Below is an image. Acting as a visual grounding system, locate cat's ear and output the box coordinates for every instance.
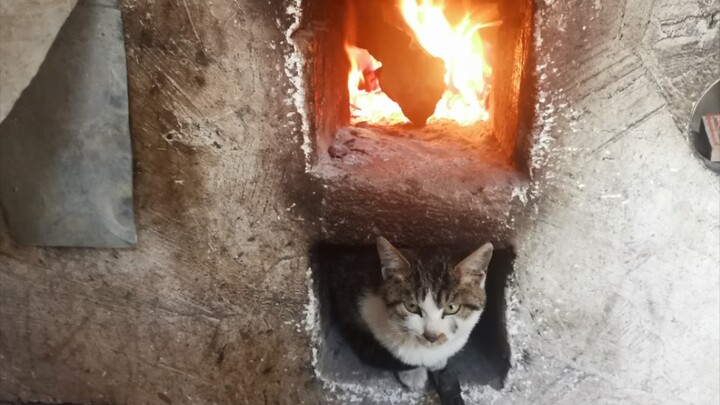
[454,242,493,288]
[377,237,410,280]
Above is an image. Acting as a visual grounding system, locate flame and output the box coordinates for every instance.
[346,44,409,125]
[346,0,493,126]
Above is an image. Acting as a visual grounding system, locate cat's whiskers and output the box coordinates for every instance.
[334,238,493,376]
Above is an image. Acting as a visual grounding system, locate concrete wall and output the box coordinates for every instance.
[0,0,717,405]
[504,1,720,404]
[0,0,78,122]
[1,0,322,403]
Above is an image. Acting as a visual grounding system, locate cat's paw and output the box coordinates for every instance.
[397,368,428,391]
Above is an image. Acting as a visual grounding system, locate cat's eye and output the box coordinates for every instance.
[444,303,461,315]
[404,301,420,314]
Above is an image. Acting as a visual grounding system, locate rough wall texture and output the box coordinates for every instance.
[502,0,720,404]
[0,0,718,405]
[0,0,78,122]
[1,0,322,403]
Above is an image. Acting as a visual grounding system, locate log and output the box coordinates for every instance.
[353,0,445,126]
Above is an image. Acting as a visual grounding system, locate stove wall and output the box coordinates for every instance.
[0,0,717,404]
[0,0,78,122]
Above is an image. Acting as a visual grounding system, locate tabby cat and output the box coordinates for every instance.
[328,237,493,390]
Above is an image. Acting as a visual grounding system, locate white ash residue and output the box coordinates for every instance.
[281,0,312,171]
[461,383,503,404]
[303,267,320,371]
[503,274,533,384]
[511,184,530,205]
[490,5,566,401]
[504,277,527,369]
[521,4,566,212]
[316,378,423,405]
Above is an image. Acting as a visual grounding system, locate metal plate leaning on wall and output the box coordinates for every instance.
[0,0,136,247]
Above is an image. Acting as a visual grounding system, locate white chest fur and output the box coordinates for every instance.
[359,292,481,369]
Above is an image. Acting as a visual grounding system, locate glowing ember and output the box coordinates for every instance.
[346,0,494,126]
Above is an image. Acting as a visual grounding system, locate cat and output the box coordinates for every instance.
[326,237,493,391]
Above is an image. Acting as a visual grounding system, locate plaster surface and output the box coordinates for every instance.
[0,0,718,404]
[0,0,78,122]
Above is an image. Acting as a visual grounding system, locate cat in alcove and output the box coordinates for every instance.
[328,237,493,390]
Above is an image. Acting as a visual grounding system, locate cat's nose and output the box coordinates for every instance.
[423,332,440,343]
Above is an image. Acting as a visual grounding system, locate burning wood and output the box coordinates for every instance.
[351,0,445,126]
[345,0,495,128]
[372,43,445,126]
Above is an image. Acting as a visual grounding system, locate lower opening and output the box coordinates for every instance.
[310,243,515,394]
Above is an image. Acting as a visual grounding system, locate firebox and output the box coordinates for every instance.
[299,0,535,246]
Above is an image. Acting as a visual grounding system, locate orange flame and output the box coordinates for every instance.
[346,44,409,125]
[347,0,494,126]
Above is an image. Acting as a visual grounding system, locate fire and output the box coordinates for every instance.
[346,44,409,125]
[347,0,494,126]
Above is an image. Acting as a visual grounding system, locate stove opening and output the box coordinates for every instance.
[298,0,534,246]
[310,243,515,397]
[304,0,533,172]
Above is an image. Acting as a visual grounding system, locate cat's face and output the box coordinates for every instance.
[376,237,493,347]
